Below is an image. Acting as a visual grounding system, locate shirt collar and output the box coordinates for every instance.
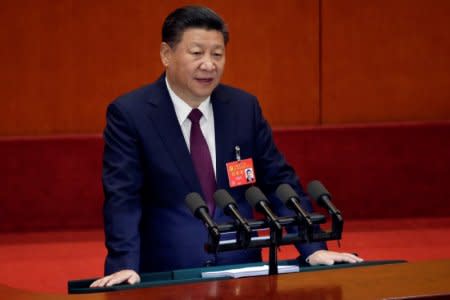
[165,76,212,126]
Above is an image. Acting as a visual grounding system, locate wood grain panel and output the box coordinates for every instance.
[219,0,319,127]
[321,0,450,124]
[0,0,319,135]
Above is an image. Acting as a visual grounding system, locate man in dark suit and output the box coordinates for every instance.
[91,5,362,288]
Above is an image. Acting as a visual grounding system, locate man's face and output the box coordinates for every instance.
[161,28,226,107]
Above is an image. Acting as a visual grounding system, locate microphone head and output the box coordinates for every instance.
[185,192,208,215]
[307,180,331,204]
[245,186,268,209]
[275,184,299,205]
[213,189,236,210]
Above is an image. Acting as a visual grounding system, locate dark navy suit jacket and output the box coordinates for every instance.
[102,76,325,275]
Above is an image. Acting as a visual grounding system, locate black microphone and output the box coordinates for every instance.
[245,186,282,231]
[214,189,252,247]
[214,189,252,233]
[185,192,220,240]
[275,184,313,227]
[307,180,341,217]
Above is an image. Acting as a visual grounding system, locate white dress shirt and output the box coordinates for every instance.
[165,77,217,177]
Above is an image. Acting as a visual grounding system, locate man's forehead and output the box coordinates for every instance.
[179,28,225,46]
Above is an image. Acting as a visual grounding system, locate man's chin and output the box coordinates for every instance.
[193,86,218,98]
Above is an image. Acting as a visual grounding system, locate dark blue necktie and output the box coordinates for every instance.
[188,108,216,215]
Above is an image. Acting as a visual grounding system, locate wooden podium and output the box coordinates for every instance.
[1,259,450,299]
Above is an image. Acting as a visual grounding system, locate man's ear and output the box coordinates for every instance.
[160,42,172,67]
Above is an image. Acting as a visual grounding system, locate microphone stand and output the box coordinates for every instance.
[268,220,282,275]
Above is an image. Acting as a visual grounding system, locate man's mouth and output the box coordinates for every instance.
[195,77,214,84]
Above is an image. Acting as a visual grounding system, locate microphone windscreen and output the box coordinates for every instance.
[214,189,236,209]
[185,192,207,214]
[307,180,331,201]
[275,184,298,204]
[245,186,268,208]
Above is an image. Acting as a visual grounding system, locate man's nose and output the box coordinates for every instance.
[199,57,216,71]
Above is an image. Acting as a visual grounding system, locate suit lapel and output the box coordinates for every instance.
[212,88,237,190]
[146,78,201,192]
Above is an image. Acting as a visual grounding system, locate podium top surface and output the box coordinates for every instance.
[2,259,450,300]
[68,259,405,294]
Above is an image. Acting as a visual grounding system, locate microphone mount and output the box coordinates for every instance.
[192,183,344,276]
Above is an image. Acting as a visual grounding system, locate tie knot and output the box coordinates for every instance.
[188,108,203,124]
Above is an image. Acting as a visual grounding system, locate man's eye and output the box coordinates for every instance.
[213,53,223,57]
[192,51,202,56]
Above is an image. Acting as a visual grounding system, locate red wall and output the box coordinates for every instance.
[0,0,449,136]
[321,0,450,124]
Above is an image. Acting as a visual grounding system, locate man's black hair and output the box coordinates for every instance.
[162,5,229,48]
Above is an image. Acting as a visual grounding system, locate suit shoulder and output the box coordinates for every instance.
[214,83,257,102]
[110,83,154,108]
[107,77,167,118]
